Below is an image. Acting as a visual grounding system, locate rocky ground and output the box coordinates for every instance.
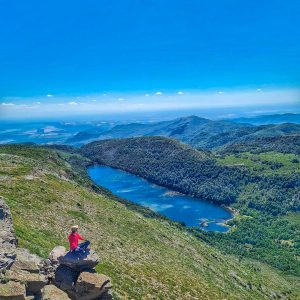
[0,197,112,300]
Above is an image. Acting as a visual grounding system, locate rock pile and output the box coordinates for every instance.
[0,197,112,299]
[49,246,112,300]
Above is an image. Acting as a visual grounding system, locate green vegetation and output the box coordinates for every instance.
[82,137,247,205]
[194,212,300,276]
[0,145,299,299]
[220,134,300,155]
[217,151,300,176]
[81,137,300,278]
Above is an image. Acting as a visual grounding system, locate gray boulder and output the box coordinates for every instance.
[6,269,47,294]
[58,249,99,272]
[68,272,112,300]
[49,246,66,264]
[43,284,70,300]
[10,248,43,274]
[0,280,26,300]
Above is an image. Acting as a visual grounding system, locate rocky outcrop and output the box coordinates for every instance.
[50,246,112,300]
[0,197,17,247]
[58,250,99,272]
[0,197,18,273]
[0,197,112,299]
[0,197,48,299]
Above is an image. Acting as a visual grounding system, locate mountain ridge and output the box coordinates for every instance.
[69,115,300,149]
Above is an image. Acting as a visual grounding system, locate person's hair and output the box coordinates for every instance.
[71,228,77,233]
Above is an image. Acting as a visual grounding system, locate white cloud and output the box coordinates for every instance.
[144,94,150,97]
[156,92,163,95]
[1,102,15,106]
[47,94,53,97]
[1,88,298,120]
[36,102,41,105]
[257,88,262,92]
[118,98,125,101]
[218,91,224,95]
[177,91,184,95]
[91,99,97,102]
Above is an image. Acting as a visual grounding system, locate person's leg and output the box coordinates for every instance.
[78,240,90,251]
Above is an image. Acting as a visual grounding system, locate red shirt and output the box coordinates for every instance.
[68,232,84,250]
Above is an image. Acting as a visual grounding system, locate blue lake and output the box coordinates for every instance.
[88,165,233,232]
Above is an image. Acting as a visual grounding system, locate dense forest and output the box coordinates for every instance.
[82,136,300,215]
[219,134,300,155]
[82,137,249,204]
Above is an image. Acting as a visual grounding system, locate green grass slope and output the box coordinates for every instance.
[0,145,299,299]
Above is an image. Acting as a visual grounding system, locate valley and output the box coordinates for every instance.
[81,136,300,277]
[1,145,298,298]
[1,113,299,298]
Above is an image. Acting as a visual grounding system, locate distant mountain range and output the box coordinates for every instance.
[231,113,300,125]
[68,114,300,150]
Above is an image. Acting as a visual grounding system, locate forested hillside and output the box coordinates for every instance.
[1,145,298,299]
[82,137,300,215]
[82,137,248,204]
[219,134,300,155]
[81,136,300,276]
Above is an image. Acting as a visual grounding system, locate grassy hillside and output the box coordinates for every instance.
[0,145,299,299]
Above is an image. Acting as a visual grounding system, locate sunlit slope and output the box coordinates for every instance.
[0,145,298,299]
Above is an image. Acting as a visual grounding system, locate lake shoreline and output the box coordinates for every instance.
[88,164,233,233]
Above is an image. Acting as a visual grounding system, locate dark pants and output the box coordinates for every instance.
[73,240,90,254]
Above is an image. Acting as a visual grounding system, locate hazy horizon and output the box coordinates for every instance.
[1,1,299,121]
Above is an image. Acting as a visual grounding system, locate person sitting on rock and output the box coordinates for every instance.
[68,225,90,254]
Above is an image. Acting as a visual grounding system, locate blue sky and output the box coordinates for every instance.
[0,0,299,119]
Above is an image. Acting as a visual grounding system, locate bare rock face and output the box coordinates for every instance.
[0,280,26,300]
[43,284,70,300]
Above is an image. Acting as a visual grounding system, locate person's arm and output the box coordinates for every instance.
[77,233,85,240]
